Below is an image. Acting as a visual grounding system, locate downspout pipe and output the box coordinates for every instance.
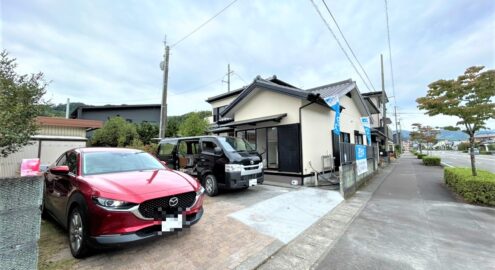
[298,93,320,186]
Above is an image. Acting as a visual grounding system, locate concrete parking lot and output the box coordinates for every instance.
[39,184,343,270]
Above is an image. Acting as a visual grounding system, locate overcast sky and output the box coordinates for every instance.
[1,0,494,130]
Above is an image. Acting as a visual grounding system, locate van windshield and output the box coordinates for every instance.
[218,137,255,152]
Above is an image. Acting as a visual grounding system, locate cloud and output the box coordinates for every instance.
[1,0,493,131]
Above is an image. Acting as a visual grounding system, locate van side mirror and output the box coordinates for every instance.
[214,147,223,156]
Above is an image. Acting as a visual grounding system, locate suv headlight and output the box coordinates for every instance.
[93,197,136,210]
[225,164,242,172]
[196,186,205,196]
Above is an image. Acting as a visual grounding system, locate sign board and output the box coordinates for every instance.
[20,158,40,176]
[324,95,340,136]
[360,117,372,145]
[355,145,368,175]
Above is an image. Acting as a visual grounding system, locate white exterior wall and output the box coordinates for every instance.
[0,141,39,178]
[234,89,301,125]
[339,95,367,145]
[300,104,333,175]
[367,96,383,128]
[39,126,87,137]
[209,95,239,108]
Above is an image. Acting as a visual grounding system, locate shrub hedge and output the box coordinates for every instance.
[417,153,426,159]
[444,168,495,206]
[422,156,441,166]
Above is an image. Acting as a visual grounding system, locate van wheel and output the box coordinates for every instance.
[204,174,219,197]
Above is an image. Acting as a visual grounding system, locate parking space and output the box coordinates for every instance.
[39,185,343,270]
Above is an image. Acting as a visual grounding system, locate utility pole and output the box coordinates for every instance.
[381,54,388,156]
[65,98,70,119]
[222,64,233,92]
[394,106,401,153]
[159,38,170,138]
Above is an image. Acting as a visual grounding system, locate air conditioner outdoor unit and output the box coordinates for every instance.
[321,155,334,171]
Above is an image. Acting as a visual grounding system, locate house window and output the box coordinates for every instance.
[340,132,351,143]
[354,131,363,145]
[212,105,227,122]
[236,129,256,149]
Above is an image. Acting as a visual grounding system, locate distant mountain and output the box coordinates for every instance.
[437,130,468,141]
[395,129,493,142]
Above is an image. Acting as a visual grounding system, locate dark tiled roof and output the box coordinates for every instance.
[306,79,355,98]
[362,91,389,102]
[220,77,325,117]
[206,75,298,103]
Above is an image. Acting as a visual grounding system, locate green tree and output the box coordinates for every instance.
[0,50,47,157]
[178,112,209,136]
[165,116,181,137]
[92,117,140,147]
[416,66,495,176]
[136,122,159,145]
[443,125,460,131]
[410,123,438,154]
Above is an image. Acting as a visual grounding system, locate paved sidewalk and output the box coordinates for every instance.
[256,161,396,269]
[315,153,495,270]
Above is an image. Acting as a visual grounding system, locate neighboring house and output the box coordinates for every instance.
[474,131,495,143]
[206,75,373,185]
[361,91,394,153]
[71,104,161,124]
[0,117,102,177]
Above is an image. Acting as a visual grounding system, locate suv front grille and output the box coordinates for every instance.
[138,191,196,219]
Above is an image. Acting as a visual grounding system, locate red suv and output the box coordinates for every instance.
[43,148,205,258]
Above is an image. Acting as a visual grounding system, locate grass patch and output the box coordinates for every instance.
[422,156,441,166]
[445,168,495,206]
[38,218,77,270]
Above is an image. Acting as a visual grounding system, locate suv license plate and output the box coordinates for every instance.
[162,214,183,232]
[249,179,257,187]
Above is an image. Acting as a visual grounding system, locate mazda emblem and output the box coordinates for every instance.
[169,197,179,207]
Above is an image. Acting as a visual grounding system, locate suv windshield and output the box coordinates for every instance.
[82,151,164,175]
[218,137,255,152]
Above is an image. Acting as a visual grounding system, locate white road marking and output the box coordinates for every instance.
[441,162,454,168]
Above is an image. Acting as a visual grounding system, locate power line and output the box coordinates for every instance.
[384,0,397,107]
[171,74,226,95]
[171,0,240,48]
[232,71,247,83]
[321,0,376,91]
[308,0,372,92]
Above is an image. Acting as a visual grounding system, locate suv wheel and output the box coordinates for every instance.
[69,207,91,258]
[204,174,219,197]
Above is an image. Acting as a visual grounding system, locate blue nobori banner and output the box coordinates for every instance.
[360,117,371,145]
[355,144,368,175]
[324,95,340,136]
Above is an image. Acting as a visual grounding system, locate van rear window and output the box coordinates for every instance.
[159,141,176,155]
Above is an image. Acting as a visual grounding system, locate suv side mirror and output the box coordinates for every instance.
[50,165,69,175]
[160,161,167,166]
[214,147,223,156]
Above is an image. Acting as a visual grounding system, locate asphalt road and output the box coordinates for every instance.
[315,154,495,270]
[429,150,495,173]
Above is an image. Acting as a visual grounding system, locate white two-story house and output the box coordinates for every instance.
[206,76,374,186]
